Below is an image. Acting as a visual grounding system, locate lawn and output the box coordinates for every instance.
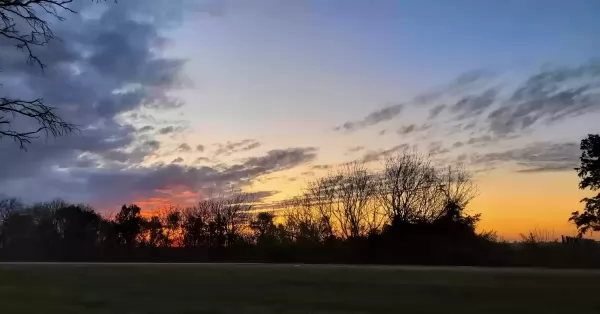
[1,263,599,314]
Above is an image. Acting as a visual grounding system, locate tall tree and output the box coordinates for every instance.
[114,204,144,248]
[570,134,600,236]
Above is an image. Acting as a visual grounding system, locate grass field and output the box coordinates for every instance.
[1,263,600,314]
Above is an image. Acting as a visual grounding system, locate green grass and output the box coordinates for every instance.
[1,264,600,314]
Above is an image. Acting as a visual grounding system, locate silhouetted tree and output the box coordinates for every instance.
[250,212,277,244]
[114,204,144,248]
[181,205,211,248]
[570,134,600,236]
[284,196,335,244]
[377,150,439,224]
[0,198,23,226]
[54,204,102,254]
[0,0,89,148]
[140,216,164,248]
[160,207,182,247]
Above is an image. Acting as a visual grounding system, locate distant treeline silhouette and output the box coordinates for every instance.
[3,145,600,268]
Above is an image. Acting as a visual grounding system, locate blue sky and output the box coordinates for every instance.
[168,0,600,140]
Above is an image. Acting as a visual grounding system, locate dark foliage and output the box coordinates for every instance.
[570,134,600,235]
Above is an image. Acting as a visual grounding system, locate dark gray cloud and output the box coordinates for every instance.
[335,104,403,132]
[471,142,579,173]
[214,139,261,156]
[428,104,446,119]
[428,142,450,156]
[467,135,493,146]
[177,143,192,152]
[172,157,184,164]
[196,144,205,152]
[362,143,410,162]
[346,146,364,153]
[450,88,498,120]
[0,0,229,206]
[398,124,417,134]
[158,126,180,135]
[397,124,431,135]
[7,145,318,209]
[240,147,317,172]
[139,126,155,133]
[486,62,600,136]
[414,70,495,105]
[452,141,464,149]
[194,157,211,164]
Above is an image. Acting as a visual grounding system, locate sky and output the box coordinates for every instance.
[1,0,599,240]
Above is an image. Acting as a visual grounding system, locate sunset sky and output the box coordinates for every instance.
[1,0,599,240]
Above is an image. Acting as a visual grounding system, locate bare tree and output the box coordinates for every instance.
[435,165,479,221]
[377,150,439,223]
[294,162,382,239]
[0,197,23,227]
[158,205,183,247]
[283,196,333,243]
[329,162,382,238]
[0,0,84,149]
[376,150,478,224]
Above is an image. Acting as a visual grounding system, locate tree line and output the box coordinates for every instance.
[3,143,600,268]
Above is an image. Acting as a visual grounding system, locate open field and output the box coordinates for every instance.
[1,263,600,314]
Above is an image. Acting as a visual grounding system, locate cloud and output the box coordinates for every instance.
[449,88,498,120]
[467,135,494,146]
[428,142,450,156]
[485,61,600,136]
[240,147,318,173]
[158,126,185,135]
[177,143,192,152]
[2,145,318,209]
[414,69,495,104]
[471,142,579,173]
[194,157,211,164]
[311,164,332,170]
[196,144,205,152]
[347,146,364,153]
[397,124,431,135]
[172,157,184,164]
[214,139,261,156]
[428,104,446,119]
[335,104,403,132]
[452,141,464,149]
[362,143,409,162]
[0,0,224,206]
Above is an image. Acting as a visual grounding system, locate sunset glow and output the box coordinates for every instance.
[1,0,599,241]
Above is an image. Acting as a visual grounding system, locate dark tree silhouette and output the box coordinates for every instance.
[250,212,277,244]
[0,0,89,149]
[570,134,600,236]
[114,204,144,248]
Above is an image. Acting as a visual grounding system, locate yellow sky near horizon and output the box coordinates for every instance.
[246,165,590,241]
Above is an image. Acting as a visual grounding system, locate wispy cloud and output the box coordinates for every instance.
[471,142,579,173]
[397,124,431,135]
[335,104,403,132]
[362,144,410,162]
[214,139,261,156]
